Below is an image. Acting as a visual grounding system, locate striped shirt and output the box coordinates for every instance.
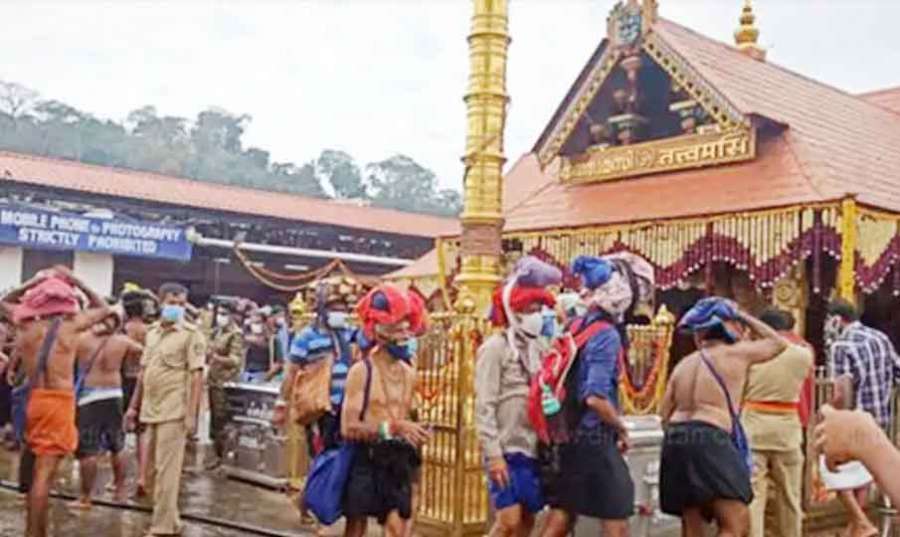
[830,322,900,431]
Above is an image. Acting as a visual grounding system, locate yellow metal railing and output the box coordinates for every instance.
[415,311,490,537]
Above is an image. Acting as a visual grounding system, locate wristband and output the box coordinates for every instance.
[379,421,393,441]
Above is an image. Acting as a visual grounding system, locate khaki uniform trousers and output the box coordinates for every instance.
[749,447,804,537]
[145,420,187,535]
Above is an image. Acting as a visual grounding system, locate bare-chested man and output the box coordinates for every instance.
[1,266,117,537]
[70,313,143,508]
[659,298,787,537]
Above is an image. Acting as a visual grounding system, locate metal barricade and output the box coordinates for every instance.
[415,310,490,537]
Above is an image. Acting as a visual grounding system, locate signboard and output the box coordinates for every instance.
[559,128,756,185]
[0,205,193,262]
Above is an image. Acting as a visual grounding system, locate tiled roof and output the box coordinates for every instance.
[860,86,900,115]
[505,133,824,232]
[503,18,900,233]
[384,247,439,279]
[0,151,458,238]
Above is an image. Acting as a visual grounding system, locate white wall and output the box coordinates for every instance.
[73,252,114,297]
[0,247,23,291]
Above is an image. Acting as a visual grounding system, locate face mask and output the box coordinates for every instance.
[541,311,557,339]
[250,323,264,334]
[160,305,185,324]
[216,314,230,328]
[386,340,414,362]
[573,304,588,317]
[326,311,349,329]
[517,312,544,338]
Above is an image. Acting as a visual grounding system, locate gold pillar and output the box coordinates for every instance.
[456,0,510,312]
[838,196,858,304]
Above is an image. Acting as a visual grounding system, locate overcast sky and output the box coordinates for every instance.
[3,1,899,191]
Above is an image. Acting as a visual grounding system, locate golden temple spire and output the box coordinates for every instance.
[734,0,766,61]
[456,0,510,312]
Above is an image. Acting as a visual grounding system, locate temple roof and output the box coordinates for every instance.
[0,151,459,239]
[504,18,900,234]
[383,247,439,280]
[860,86,900,115]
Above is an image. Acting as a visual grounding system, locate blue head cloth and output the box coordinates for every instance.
[571,256,614,290]
[371,291,390,312]
[678,297,740,333]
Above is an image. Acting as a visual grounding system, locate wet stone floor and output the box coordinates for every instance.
[2,440,899,536]
[0,441,313,537]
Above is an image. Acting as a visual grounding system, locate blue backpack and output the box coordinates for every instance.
[302,359,373,525]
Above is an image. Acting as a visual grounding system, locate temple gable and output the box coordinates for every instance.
[534,0,756,185]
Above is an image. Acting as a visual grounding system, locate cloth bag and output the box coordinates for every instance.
[303,359,373,525]
[291,355,335,426]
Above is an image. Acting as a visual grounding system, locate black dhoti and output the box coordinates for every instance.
[660,420,753,517]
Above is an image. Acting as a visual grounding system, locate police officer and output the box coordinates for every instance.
[205,301,244,470]
[125,282,206,537]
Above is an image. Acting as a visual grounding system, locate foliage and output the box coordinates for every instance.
[0,80,461,217]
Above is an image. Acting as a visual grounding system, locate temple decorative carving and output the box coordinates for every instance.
[536,0,758,183]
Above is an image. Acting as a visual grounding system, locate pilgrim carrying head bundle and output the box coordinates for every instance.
[570,253,655,322]
[489,256,562,331]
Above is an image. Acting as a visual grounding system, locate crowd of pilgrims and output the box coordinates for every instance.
[0,258,899,537]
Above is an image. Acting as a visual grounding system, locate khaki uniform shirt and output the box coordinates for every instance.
[140,322,207,424]
[741,343,814,452]
[207,325,244,387]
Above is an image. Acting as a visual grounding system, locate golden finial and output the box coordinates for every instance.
[734,0,766,61]
[642,0,659,25]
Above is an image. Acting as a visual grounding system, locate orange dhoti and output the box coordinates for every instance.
[26,388,78,456]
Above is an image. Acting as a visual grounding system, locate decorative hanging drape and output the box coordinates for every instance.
[503,206,839,292]
[435,201,900,298]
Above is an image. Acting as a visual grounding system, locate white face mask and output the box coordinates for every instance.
[216,314,230,328]
[517,312,544,338]
[327,311,349,329]
[250,323,264,334]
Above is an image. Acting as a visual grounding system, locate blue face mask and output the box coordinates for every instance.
[160,305,185,324]
[386,340,415,362]
[541,314,557,339]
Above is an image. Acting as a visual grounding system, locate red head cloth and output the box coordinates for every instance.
[14,277,80,324]
[356,284,428,340]
[490,286,556,328]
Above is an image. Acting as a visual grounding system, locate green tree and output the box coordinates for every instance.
[0,79,460,216]
[272,161,326,198]
[316,149,367,199]
[364,154,460,216]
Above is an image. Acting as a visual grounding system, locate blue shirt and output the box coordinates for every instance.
[289,325,358,406]
[573,313,622,432]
